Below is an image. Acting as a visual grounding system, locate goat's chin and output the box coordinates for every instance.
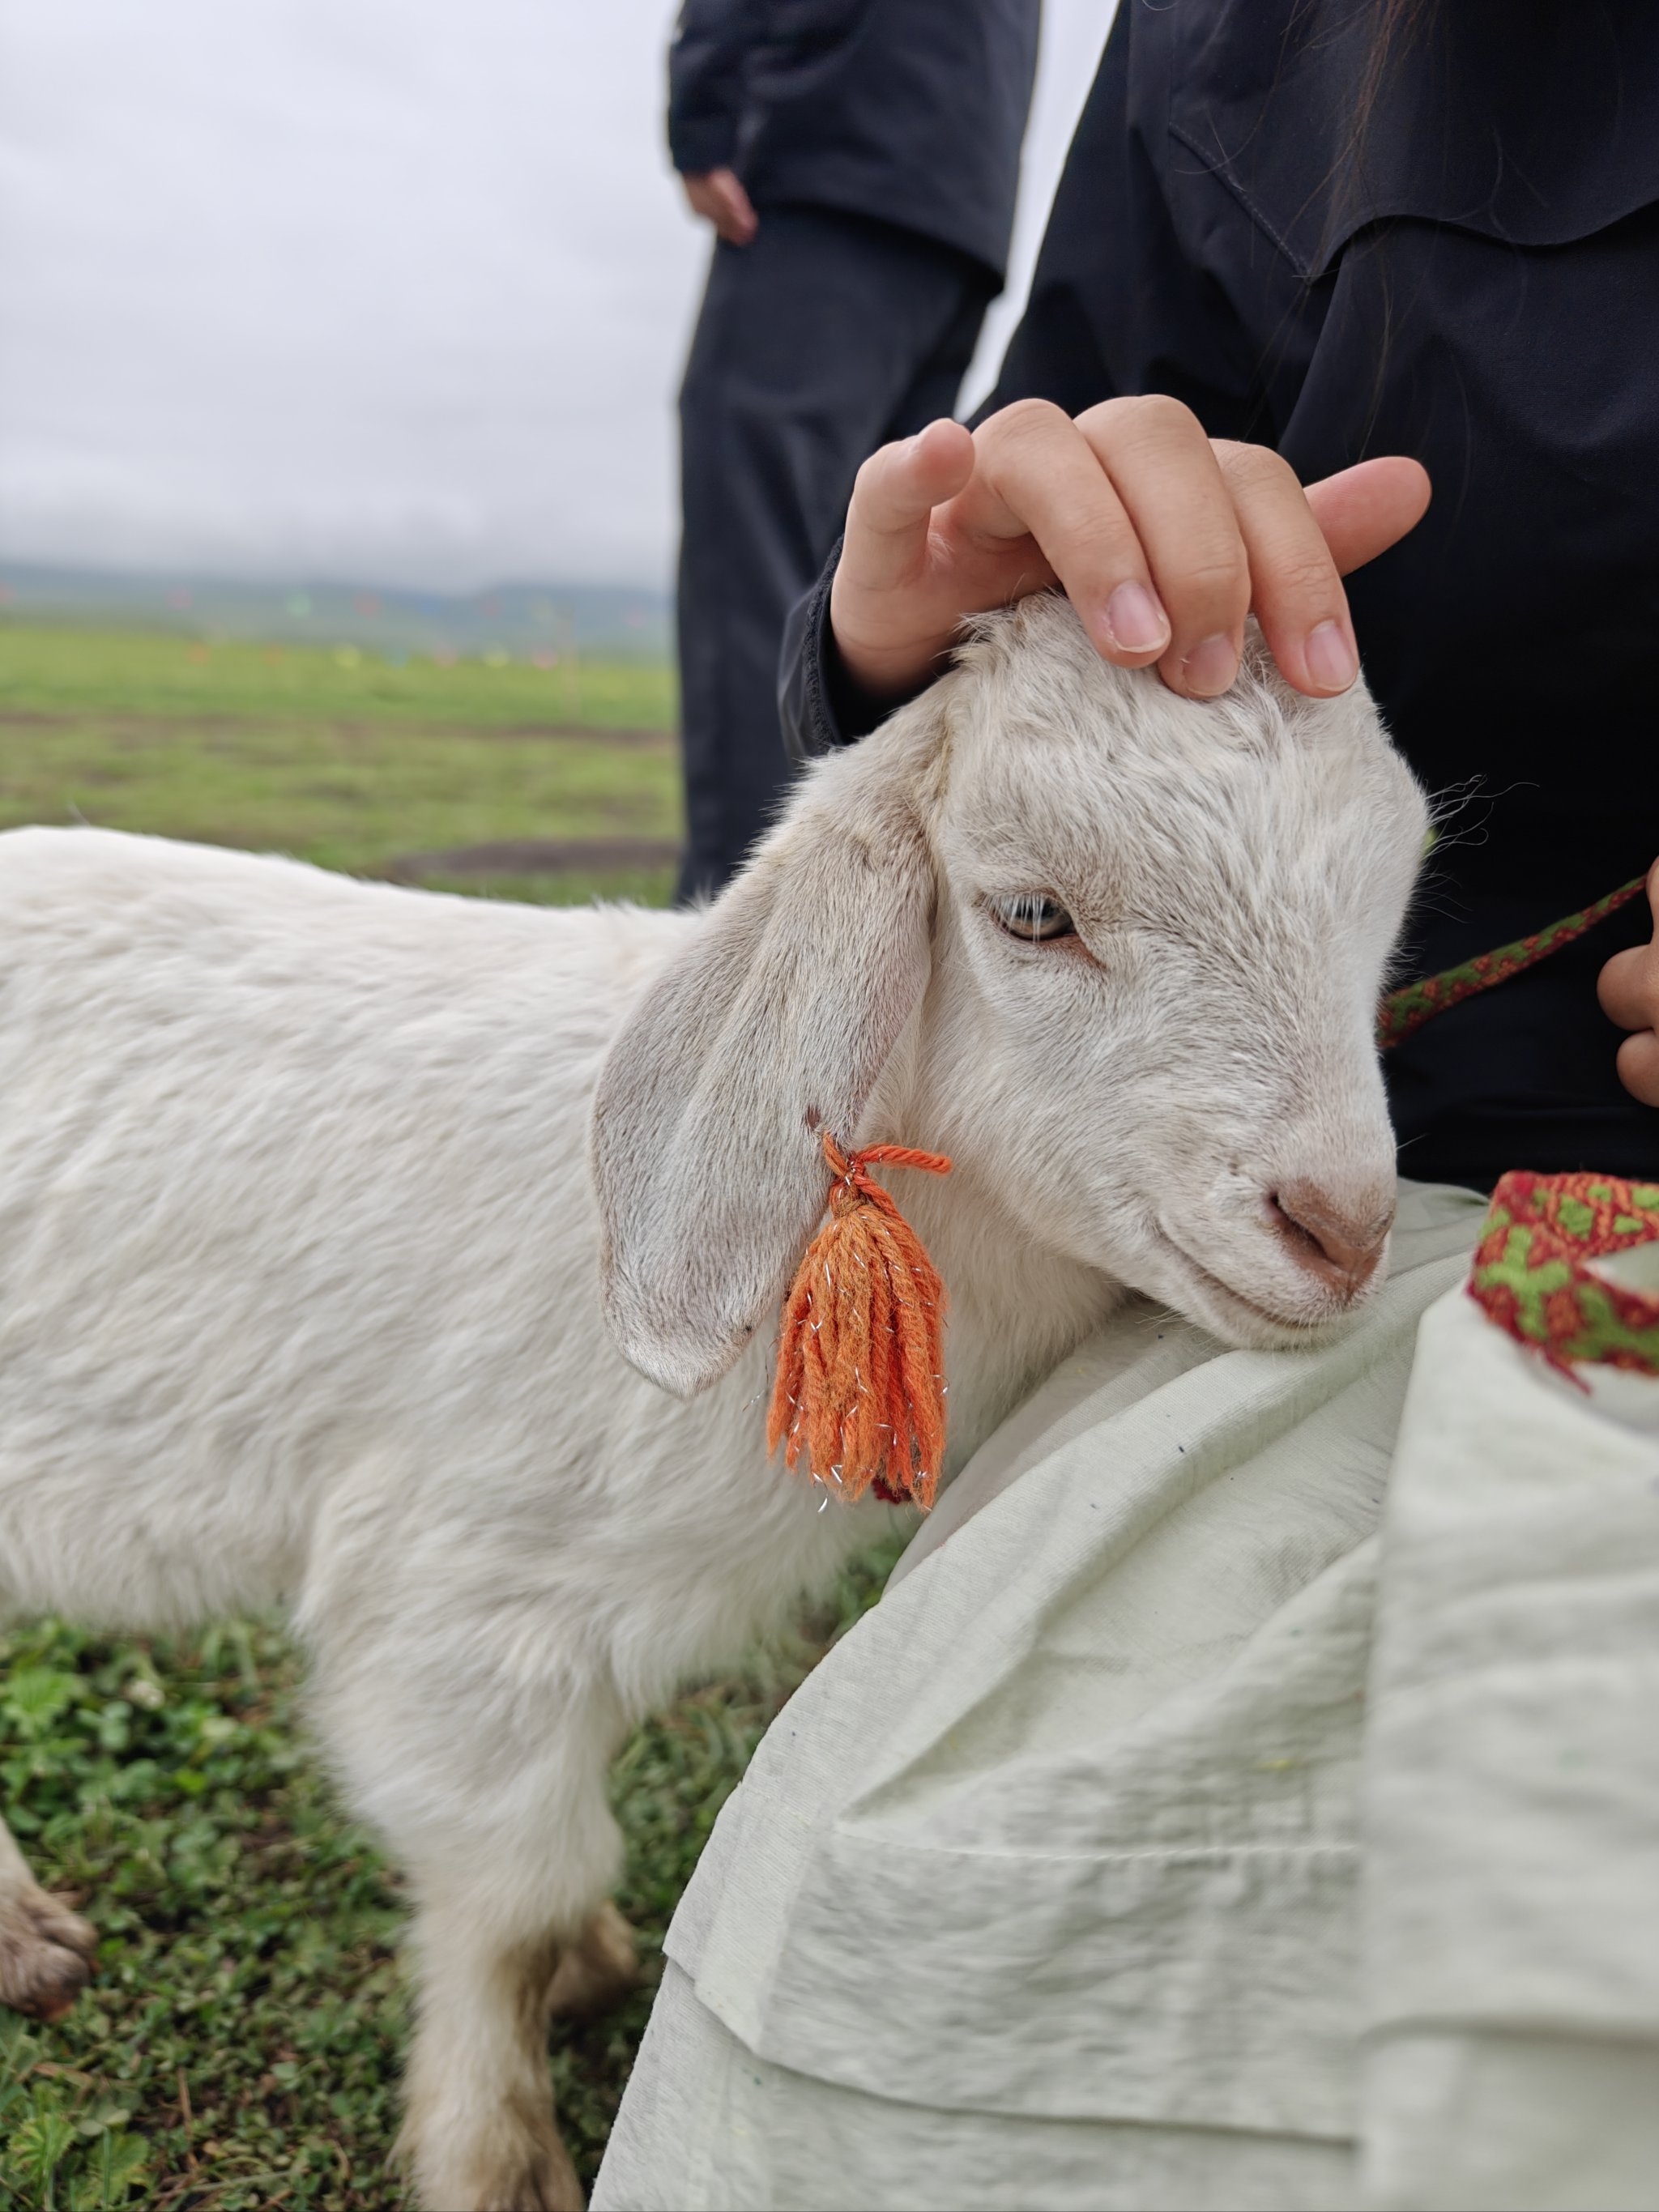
[1143,1225,1376,1353]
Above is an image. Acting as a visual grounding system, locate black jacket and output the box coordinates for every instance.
[784,0,1659,1191]
[667,0,1039,283]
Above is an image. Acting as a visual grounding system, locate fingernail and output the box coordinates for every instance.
[1102,581,1169,655]
[1181,633,1238,698]
[1304,620,1358,693]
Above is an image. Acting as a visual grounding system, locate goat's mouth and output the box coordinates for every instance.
[1149,1222,1348,1345]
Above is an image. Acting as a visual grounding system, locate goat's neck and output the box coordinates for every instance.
[862,1071,1122,1476]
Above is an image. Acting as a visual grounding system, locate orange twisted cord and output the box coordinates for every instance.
[768,1132,952,1509]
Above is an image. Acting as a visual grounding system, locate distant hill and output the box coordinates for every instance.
[0,563,672,661]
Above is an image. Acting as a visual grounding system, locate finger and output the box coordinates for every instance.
[1215,442,1358,696]
[958,400,1172,667]
[1597,860,1659,1029]
[727,177,759,235]
[831,421,979,693]
[841,419,975,593]
[1075,396,1250,698]
[1304,457,1432,576]
[710,175,756,243]
[1617,1029,1659,1107]
[1598,942,1657,1030]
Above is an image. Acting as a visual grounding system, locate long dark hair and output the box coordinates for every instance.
[1331,0,1437,445]
[1351,0,1436,151]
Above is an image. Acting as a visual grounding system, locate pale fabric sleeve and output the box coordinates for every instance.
[1358,1283,1659,2212]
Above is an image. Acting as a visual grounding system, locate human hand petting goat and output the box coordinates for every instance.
[829,396,1431,706]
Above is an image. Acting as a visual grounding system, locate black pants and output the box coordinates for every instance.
[676,207,992,901]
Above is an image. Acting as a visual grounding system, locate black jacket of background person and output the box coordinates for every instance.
[783,0,1659,1194]
[667,0,1040,286]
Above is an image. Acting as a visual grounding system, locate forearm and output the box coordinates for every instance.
[667,0,767,176]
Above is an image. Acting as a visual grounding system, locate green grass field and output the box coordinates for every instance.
[0,624,681,902]
[0,622,894,2209]
[0,624,676,731]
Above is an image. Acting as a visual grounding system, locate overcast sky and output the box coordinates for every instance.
[0,1,1115,594]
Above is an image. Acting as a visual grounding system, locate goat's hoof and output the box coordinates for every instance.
[547,1900,638,2024]
[402,2093,586,2212]
[0,1888,97,2023]
[517,2146,584,2212]
[416,2138,585,2212]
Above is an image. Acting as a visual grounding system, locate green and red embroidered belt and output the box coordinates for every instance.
[1469,1170,1659,1381]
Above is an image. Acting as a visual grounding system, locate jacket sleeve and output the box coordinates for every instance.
[667,0,770,177]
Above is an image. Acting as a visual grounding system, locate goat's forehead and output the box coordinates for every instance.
[939,678,1422,918]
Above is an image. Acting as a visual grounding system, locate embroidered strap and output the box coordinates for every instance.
[1469,1170,1659,1380]
[1376,876,1647,1051]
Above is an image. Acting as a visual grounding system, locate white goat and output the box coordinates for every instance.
[0,596,1426,2210]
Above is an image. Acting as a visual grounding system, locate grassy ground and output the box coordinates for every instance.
[0,1550,901,2212]
[0,624,681,901]
[0,622,893,2207]
[0,625,675,731]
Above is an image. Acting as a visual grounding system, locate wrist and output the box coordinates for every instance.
[829,592,950,706]
[830,647,945,736]
[830,629,950,708]
[669,119,737,176]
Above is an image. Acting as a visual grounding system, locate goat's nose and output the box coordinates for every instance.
[1268,1181,1395,1298]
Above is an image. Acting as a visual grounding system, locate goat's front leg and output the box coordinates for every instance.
[320,1668,632,2212]
[0,1815,96,2023]
[302,1511,639,2210]
[400,1896,581,2212]
[396,1855,634,2212]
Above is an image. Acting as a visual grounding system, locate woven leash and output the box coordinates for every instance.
[1376,875,1648,1051]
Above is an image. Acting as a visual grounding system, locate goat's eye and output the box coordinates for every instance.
[986,892,1076,943]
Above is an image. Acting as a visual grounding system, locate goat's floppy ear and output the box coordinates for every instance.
[591,702,941,1398]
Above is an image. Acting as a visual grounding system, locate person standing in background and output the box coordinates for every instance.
[667,0,1040,902]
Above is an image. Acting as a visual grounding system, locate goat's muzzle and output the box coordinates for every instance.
[1267,1182,1395,1302]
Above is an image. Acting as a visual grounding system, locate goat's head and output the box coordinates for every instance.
[593,593,1427,1397]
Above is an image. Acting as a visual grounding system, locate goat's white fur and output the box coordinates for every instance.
[0,598,1427,2209]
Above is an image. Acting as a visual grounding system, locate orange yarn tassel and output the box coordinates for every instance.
[768,1132,953,1510]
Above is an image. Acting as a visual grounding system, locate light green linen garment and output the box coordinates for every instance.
[595,1181,1659,2212]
